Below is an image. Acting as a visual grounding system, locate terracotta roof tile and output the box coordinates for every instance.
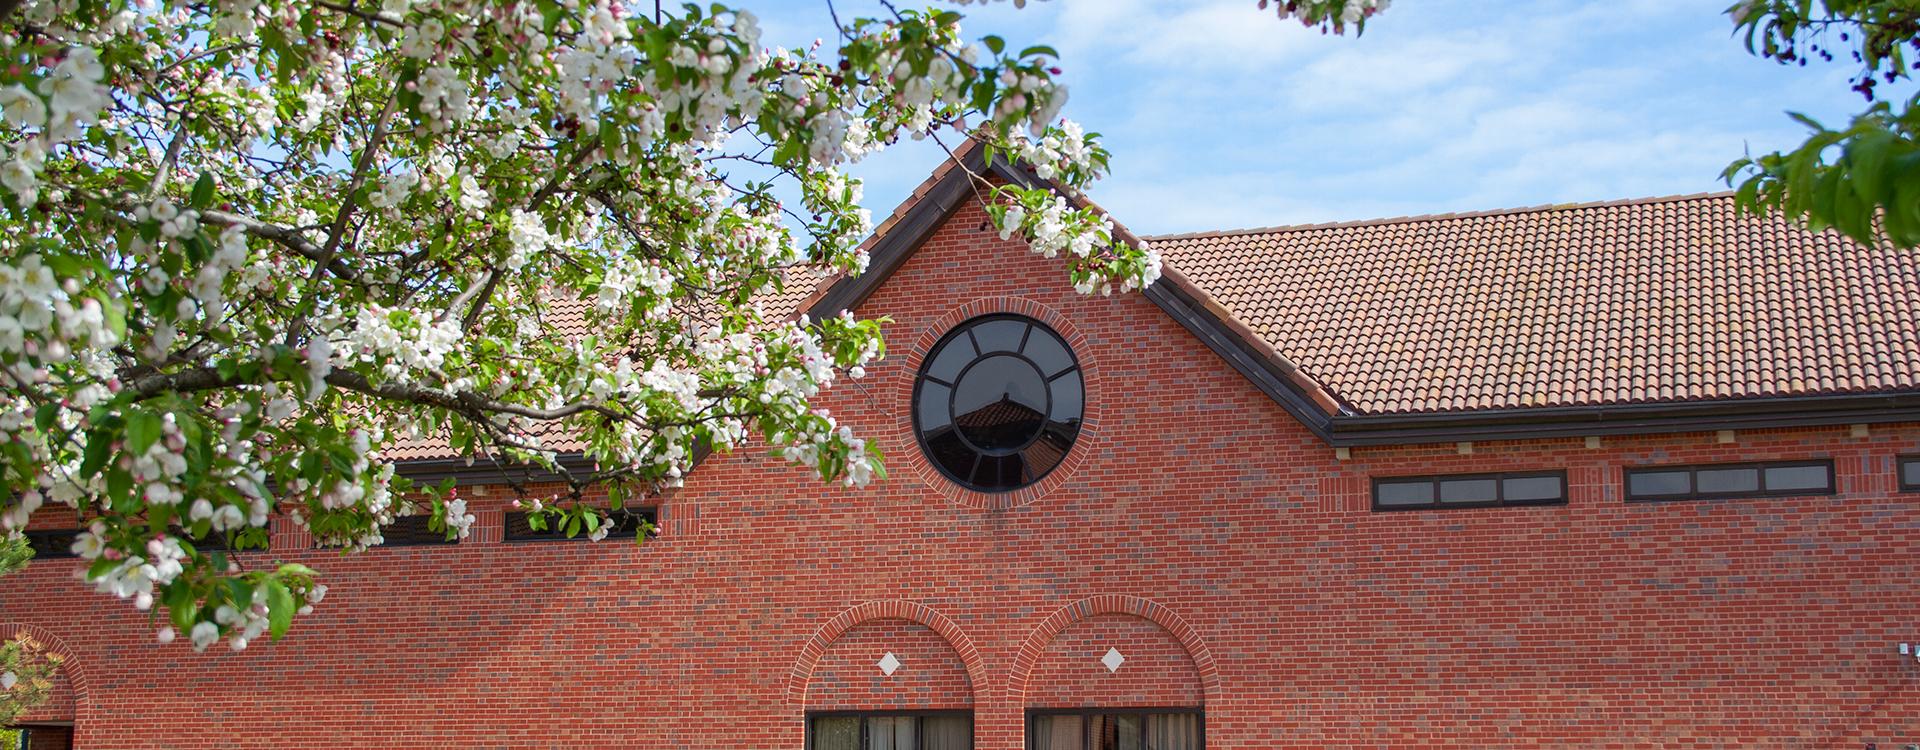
[1149,193,1920,415]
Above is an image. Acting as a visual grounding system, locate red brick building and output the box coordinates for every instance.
[7,151,1920,749]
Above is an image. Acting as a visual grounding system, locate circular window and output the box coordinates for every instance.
[912,315,1083,492]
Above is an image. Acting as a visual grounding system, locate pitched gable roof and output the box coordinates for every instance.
[394,153,1920,472]
[1150,193,1920,416]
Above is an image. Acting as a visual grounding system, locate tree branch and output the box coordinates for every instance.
[127,366,247,401]
[199,209,359,281]
[322,370,629,422]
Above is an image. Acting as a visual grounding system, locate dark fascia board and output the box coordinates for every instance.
[391,443,716,487]
[803,146,990,322]
[986,155,1339,441]
[1143,275,1335,441]
[1328,390,1920,446]
[390,453,598,486]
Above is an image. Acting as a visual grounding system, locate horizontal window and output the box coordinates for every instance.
[21,529,80,560]
[809,711,972,750]
[503,507,655,543]
[1902,456,1920,493]
[171,526,269,554]
[376,515,458,546]
[1028,709,1202,750]
[1624,460,1834,502]
[1371,471,1567,511]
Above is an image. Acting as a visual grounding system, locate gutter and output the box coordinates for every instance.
[1326,391,1920,446]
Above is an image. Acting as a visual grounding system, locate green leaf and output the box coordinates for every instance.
[165,584,198,632]
[1018,45,1059,59]
[1845,128,1896,203]
[33,403,57,433]
[125,410,161,455]
[772,137,802,166]
[982,35,1005,55]
[190,172,215,209]
[265,579,295,641]
[106,469,134,513]
[79,427,112,478]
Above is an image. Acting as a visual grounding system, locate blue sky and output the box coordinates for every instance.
[749,0,1884,236]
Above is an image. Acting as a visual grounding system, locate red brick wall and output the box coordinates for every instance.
[1025,614,1202,709]
[4,198,1920,748]
[12,669,73,725]
[807,619,973,711]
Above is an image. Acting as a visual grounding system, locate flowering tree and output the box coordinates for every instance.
[1725,1,1920,246]
[0,0,1372,653]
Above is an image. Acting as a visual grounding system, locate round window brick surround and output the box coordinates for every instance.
[899,298,1100,510]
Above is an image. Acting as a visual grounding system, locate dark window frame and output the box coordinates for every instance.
[501,507,657,543]
[21,529,81,560]
[804,709,974,750]
[1370,471,1568,512]
[372,515,459,547]
[1900,455,1920,493]
[1024,707,1205,750]
[911,313,1083,495]
[1623,459,1836,502]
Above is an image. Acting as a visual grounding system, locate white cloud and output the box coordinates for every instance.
[691,0,1905,236]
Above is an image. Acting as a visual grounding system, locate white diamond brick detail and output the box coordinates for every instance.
[1101,647,1125,673]
[877,652,901,676]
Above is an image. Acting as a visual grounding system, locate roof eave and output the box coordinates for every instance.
[1326,390,1920,447]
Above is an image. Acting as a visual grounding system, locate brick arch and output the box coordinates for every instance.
[787,600,990,708]
[0,622,90,726]
[893,296,1104,511]
[1007,595,1221,706]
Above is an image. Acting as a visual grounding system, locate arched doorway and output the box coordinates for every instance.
[2,625,82,750]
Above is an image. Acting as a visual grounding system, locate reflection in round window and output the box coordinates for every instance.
[913,315,1083,492]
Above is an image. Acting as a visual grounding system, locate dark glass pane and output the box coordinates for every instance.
[1146,714,1201,750]
[952,355,1047,451]
[970,318,1028,353]
[1502,475,1563,502]
[503,509,653,542]
[1023,328,1075,377]
[1695,468,1759,494]
[925,333,976,382]
[175,526,233,552]
[1047,370,1082,424]
[22,530,79,559]
[924,430,975,484]
[867,716,915,750]
[379,515,456,546]
[972,454,1023,489]
[918,382,953,431]
[1628,471,1689,498]
[1021,431,1071,481]
[1438,478,1498,503]
[923,716,971,750]
[811,716,859,750]
[1088,714,1117,750]
[1376,481,1434,506]
[1904,459,1920,488]
[1114,714,1144,750]
[1764,464,1830,492]
[1031,715,1082,750]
